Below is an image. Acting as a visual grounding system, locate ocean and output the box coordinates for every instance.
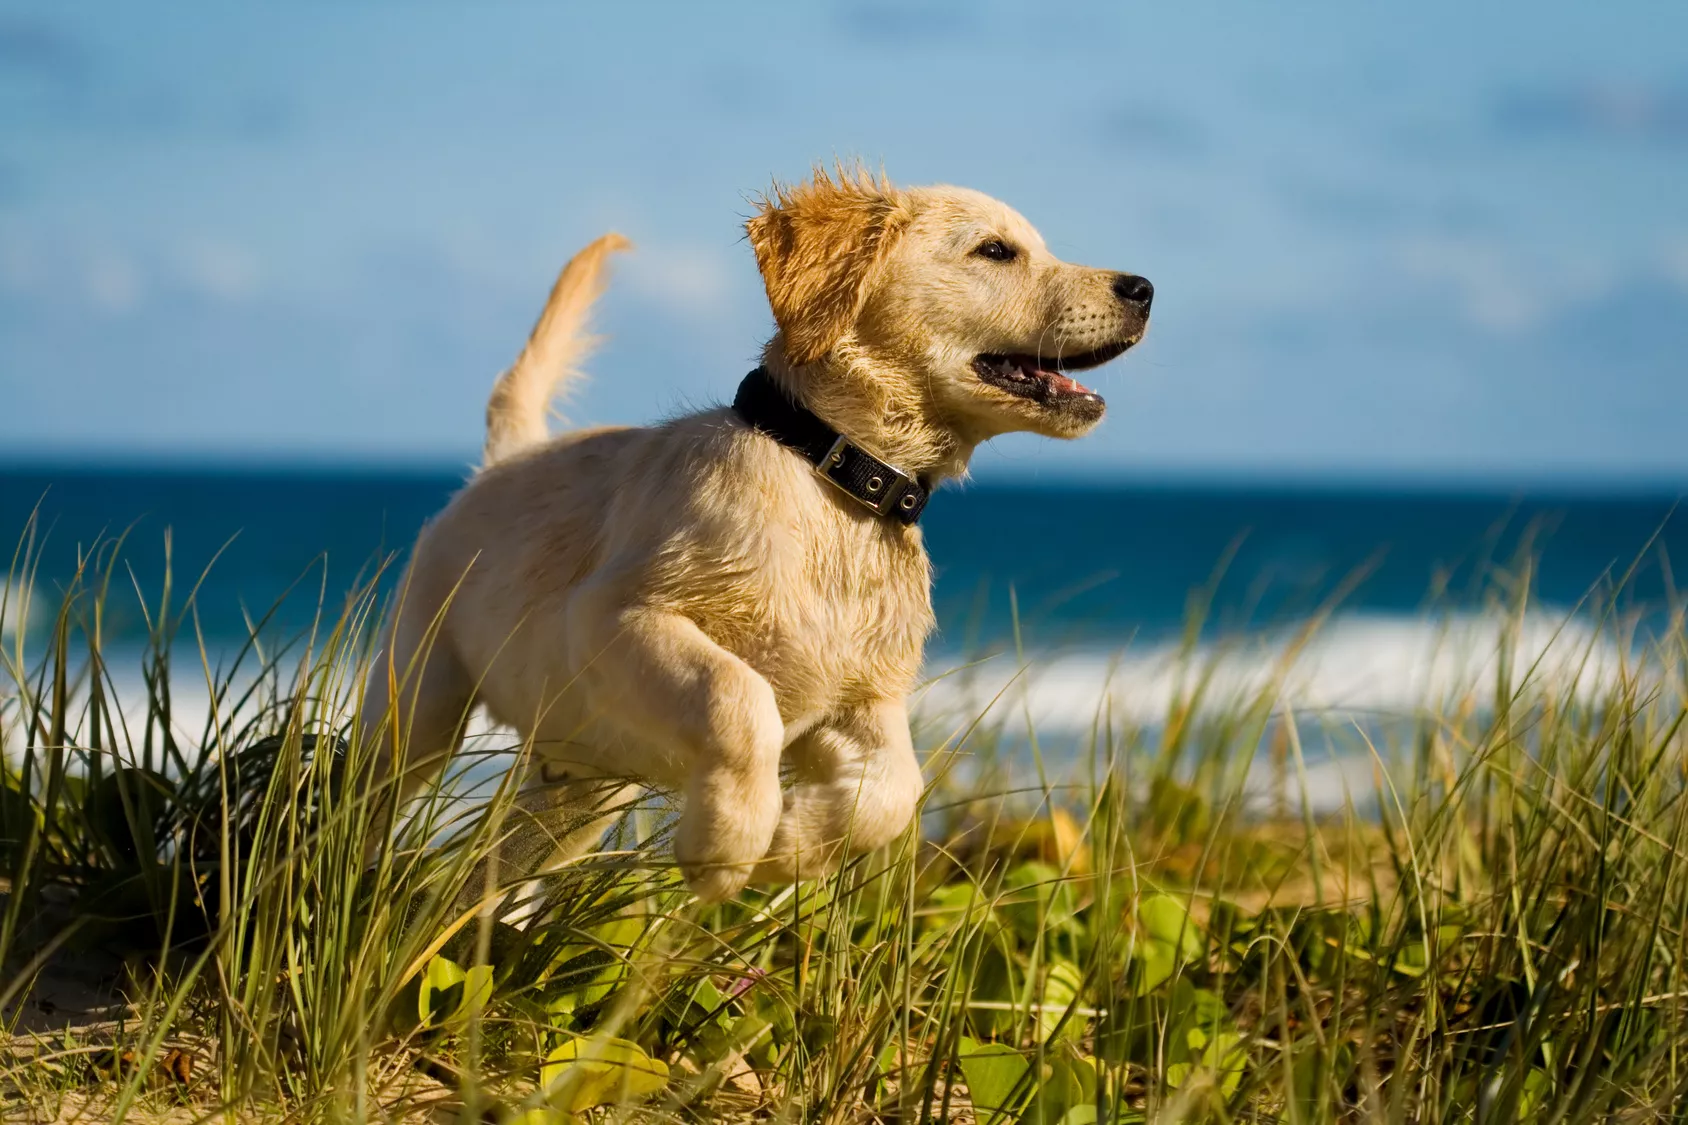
[4,465,1683,644]
[3,465,1684,804]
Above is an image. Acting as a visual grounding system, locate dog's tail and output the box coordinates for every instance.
[482,232,631,467]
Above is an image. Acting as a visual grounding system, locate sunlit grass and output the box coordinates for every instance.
[3,523,1687,1123]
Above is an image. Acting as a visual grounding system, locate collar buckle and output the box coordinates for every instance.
[815,434,921,519]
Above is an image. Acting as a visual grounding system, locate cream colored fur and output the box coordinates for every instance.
[360,166,1149,901]
[482,232,631,466]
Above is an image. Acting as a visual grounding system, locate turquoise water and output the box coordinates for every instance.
[2,465,1682,651]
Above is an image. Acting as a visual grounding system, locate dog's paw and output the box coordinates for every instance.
[678,856,756,903]
[675,764,782,902]
[674,818,769,902]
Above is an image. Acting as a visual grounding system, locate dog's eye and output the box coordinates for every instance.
[973,239,1017,263]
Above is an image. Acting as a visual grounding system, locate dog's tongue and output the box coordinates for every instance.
[1037,367,1092,395]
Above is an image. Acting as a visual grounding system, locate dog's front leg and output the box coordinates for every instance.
[568,595,785,901]
[752,698,924,885]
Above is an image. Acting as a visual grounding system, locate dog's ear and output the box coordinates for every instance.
[747,164,908,367]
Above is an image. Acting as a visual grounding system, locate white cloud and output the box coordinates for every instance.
[1660,235,1688,291]
[0,231,40,294]
[1393,235,1619,333]
[85,251,141,312]
[176,239,259,301]
[0,229,263,309]
[620,242,737,320]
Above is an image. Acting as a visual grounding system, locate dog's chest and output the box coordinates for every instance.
[756,524,934,710]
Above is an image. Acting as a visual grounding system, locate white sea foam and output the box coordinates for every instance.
[2,610,1638,816]
[0,642,510,778]
[1,580,36,645]
[916,609,1626,735]
[912,609,1640,812]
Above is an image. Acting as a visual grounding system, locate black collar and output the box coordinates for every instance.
[731,366,931,525]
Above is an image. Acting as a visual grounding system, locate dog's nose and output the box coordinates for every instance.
[1112,273,1154,309]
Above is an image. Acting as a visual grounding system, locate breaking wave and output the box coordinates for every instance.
[917,609,1629,733]
[2,609,1643,814]
[0,580,36,645]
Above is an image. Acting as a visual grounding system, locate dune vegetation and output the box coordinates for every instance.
[3,526,1687,1124]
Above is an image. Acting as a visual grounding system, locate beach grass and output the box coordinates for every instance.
[3,526,1687,1123]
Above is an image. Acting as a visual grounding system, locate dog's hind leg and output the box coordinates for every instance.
[566,590,785,902]
[751,699,924,885]
[458,765,644,925]
[357,603,476,856]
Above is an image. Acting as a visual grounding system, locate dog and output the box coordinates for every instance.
[358,165,1151,901]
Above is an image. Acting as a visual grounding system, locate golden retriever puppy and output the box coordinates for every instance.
[360,166,1151,901]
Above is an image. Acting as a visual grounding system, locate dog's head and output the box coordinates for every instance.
[747,166,1150,447]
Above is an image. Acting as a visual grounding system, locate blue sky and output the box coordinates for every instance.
[1,1,1684,481]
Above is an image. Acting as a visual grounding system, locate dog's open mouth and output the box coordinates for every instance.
[971,340,1133,408]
